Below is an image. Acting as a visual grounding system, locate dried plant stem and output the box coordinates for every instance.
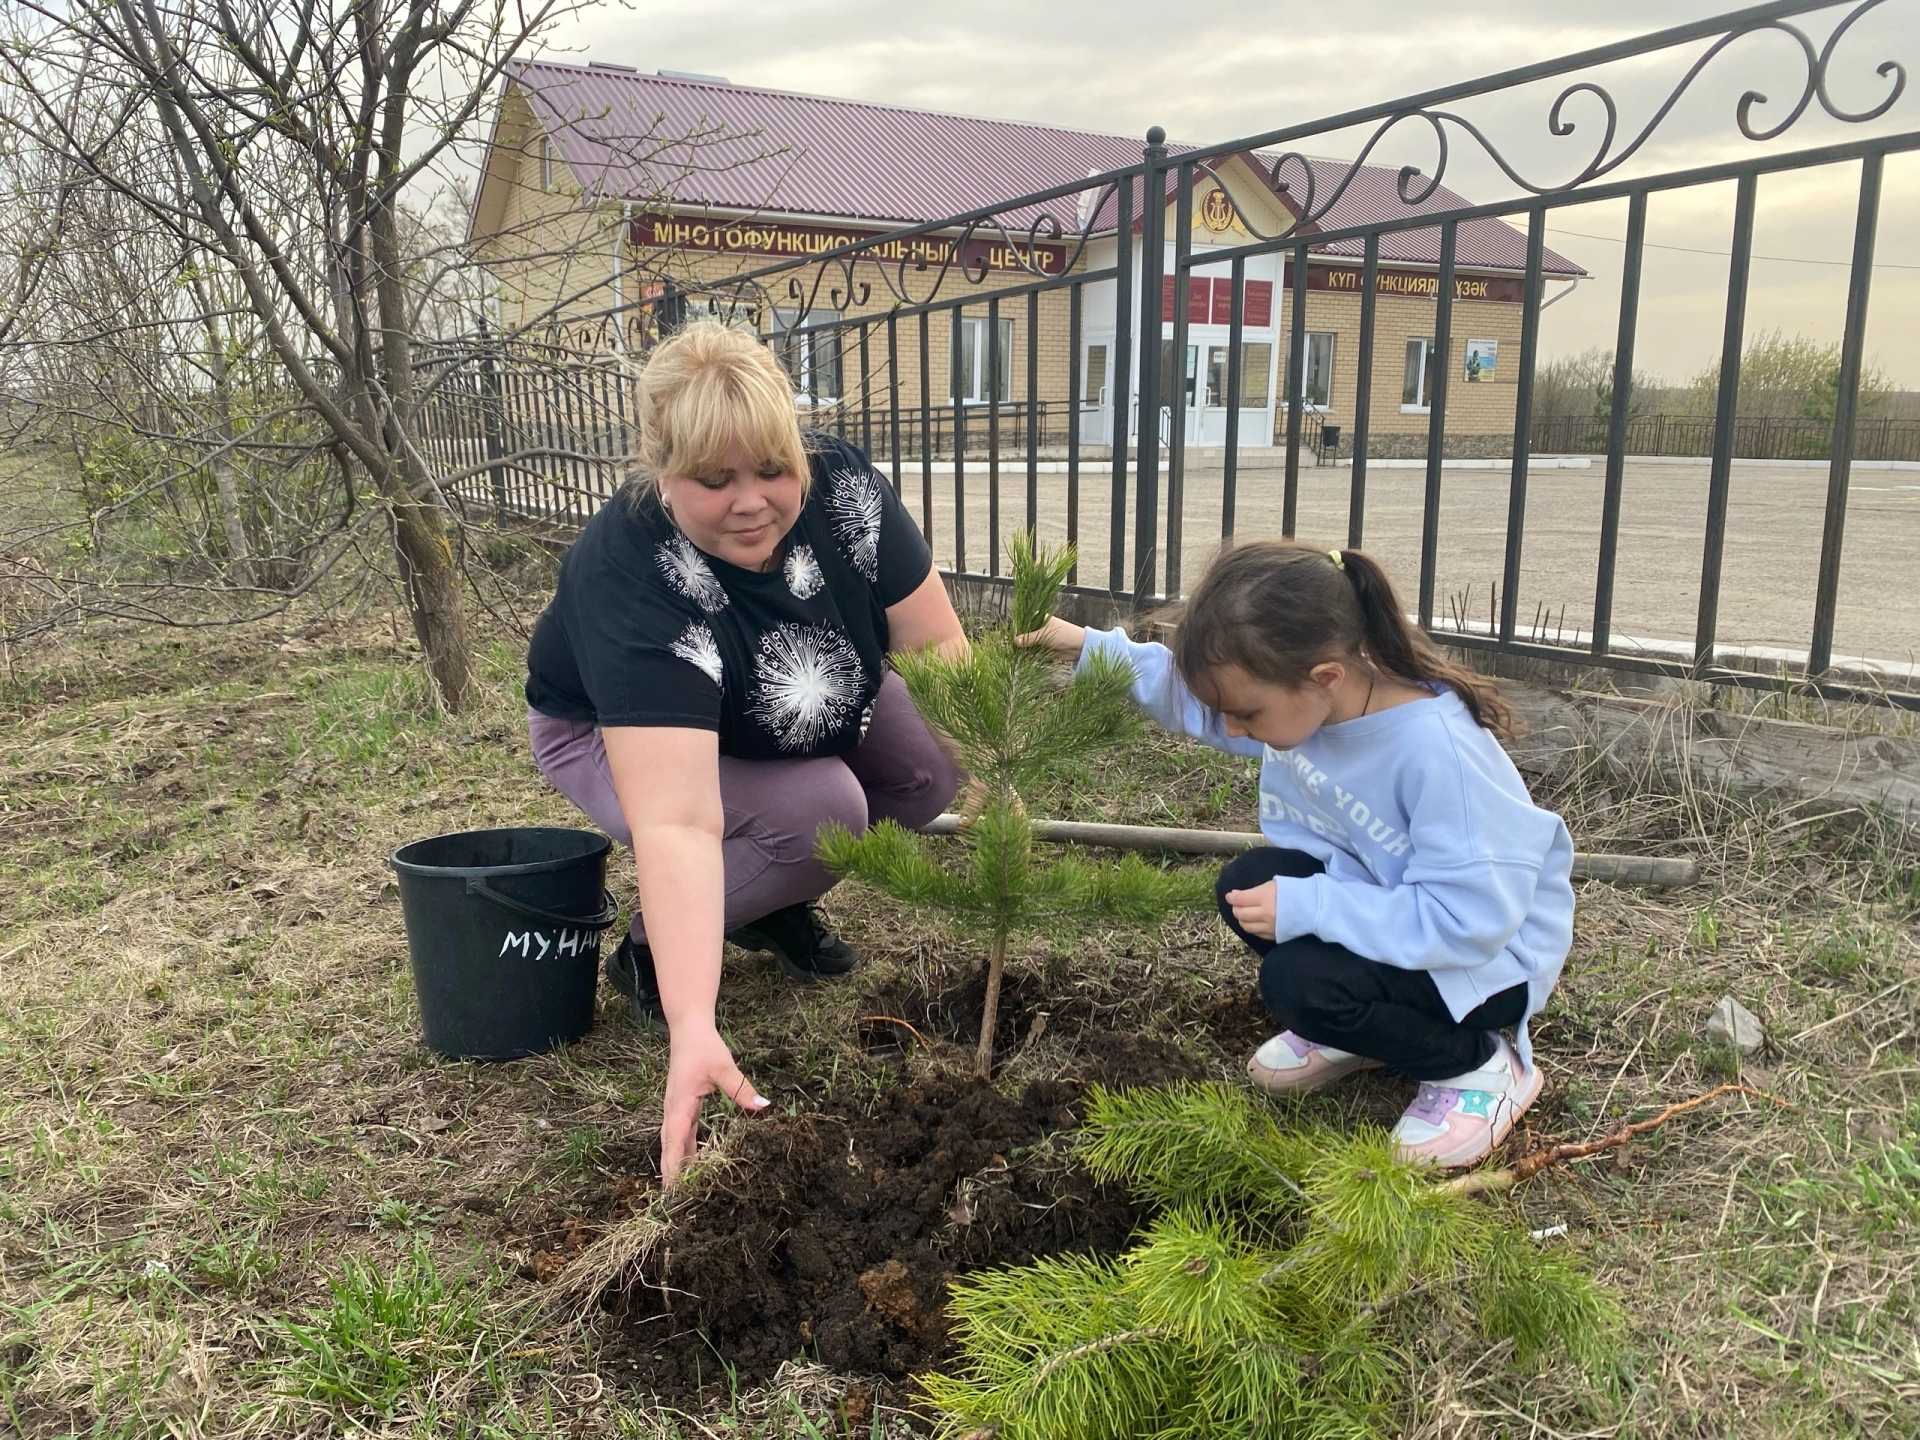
[1442,1083,1788,1197]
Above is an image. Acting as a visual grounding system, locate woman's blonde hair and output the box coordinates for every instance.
[628,320,811,499]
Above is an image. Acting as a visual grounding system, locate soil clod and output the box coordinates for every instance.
[601,1074,1141,1396]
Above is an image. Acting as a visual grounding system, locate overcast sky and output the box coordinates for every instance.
[552,0,1920,384]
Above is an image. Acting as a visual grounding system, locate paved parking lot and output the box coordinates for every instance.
[914,458,1920,671]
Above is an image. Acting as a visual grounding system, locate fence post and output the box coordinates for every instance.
[1809,151,1883,679]
[476,319,509,519]
[1132,126,1169,610]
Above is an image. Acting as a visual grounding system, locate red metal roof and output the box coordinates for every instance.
[1270,158,1583,275]
[508,61,1582,277]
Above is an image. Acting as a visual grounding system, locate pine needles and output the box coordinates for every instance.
[820,534,1211,1075]
[927,1084,1620,1439]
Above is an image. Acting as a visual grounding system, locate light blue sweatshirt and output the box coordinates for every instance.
[1079,627,1574,1069]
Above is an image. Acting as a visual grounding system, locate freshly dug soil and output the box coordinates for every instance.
[605,1073,1153,1396]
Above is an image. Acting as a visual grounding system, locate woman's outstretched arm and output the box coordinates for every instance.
[601,725,769,1184]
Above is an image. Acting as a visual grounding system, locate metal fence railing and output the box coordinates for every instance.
[429,0,1920,709]
[1530,412,1920,462]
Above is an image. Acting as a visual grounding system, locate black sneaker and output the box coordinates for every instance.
[727,902,859,983]
[604,935,666,1031]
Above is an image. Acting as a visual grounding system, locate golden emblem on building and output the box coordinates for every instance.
[1200,187,1235,233]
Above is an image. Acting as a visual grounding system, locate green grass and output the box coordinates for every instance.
[0,604,1915,1438]
[271,1244,488,1417]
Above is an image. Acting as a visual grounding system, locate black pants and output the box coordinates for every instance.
[1217,848,1527,1082]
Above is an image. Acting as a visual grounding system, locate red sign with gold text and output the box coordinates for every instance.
[1283,259,1525,304]
[631,214,1068,275]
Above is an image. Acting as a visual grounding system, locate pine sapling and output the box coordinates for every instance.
[926,1082,1619,1439]
[818,535,1211,1076]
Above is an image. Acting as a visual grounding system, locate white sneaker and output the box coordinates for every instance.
[1247,1030,1384,1094]
[1391,1036,1544,1169]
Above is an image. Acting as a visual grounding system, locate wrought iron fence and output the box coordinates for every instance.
[434,0,1919,707]
[1530,412,1920,461]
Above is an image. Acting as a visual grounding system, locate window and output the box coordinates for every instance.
[540,136,554,189]
[1241,342,1274,408]
[1202,343,1275,408]
[1159,340,1198,407]
[1403,337,1438,410]
[958,316,1013,404]
[771,309,843,402]
[1084,344,1109,406]
[1282,332,1335,409]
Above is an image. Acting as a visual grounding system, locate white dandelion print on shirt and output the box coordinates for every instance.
[749,623,865,751]
[827,467,885,580]
[668,621,724,688]
[783,543,825,600]
[656,532,728,614]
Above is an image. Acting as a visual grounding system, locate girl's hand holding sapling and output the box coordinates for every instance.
[1016,615,1087,661]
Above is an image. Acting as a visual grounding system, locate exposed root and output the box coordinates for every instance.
[1443,1083,1791,1197]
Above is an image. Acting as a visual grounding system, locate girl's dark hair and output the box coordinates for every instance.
[1169,540,1520,740]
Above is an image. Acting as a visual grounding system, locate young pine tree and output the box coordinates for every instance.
[818,536,1211,1077]
[926,1082,1619,1439]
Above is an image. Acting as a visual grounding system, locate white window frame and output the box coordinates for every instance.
[540,136,555,190]
[1084,342,1109,407]
[1280,331,1336,411]
[771,308,843,403]
[959,316,1014,405]
[1403,336,1437,413]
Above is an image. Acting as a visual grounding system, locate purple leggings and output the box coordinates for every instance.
[526,671,959,946]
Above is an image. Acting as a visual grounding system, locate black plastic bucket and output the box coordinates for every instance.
[389,827,620,1060]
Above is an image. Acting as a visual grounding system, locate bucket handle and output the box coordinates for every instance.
[464,879,620,932]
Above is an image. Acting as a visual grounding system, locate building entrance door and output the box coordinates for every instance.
[1199,340,1275,447]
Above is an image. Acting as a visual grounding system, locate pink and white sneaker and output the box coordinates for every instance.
[1247,1031,1384,1095]
[1391,1037,1544,1169]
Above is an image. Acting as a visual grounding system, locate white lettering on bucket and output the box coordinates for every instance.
[500,929,593,960]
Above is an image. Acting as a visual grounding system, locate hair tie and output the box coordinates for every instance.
[1328,549,1344,569]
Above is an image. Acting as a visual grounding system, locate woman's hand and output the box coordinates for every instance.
[1225,880,1278,941]
[1015,615,1087,662]
[602,725,761,1187]
[661,1024,768,1186]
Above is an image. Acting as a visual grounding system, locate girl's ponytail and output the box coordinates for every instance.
[1335,549,1520,741]
[1171,540,1522,742]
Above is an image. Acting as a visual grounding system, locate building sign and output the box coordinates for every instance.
[1199,187,1235,233]
[1284,259,1526,304]
[1163,276,1273,327]
[1464,337,1498,382]
[631,214,1068,274]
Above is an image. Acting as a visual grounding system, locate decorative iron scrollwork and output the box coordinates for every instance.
[1202,0,1905,246]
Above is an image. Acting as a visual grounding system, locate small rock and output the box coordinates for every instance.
[1705,995,1766,1055]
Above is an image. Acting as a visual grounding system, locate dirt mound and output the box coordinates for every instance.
[606,1075,1140,1396]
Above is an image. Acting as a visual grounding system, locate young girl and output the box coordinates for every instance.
[1031,541,1573,1168]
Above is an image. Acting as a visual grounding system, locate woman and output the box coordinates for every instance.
[524,322,964,1182]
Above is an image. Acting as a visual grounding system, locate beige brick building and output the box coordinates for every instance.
[468,63,1582,457]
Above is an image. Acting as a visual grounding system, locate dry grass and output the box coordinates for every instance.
[0,600,1916,1438]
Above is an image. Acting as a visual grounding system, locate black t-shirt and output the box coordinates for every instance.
[524,432,933,760]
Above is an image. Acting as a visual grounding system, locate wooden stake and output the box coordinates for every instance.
[919,814,1697,888]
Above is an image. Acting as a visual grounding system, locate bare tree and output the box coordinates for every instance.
[0,2,786,705]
